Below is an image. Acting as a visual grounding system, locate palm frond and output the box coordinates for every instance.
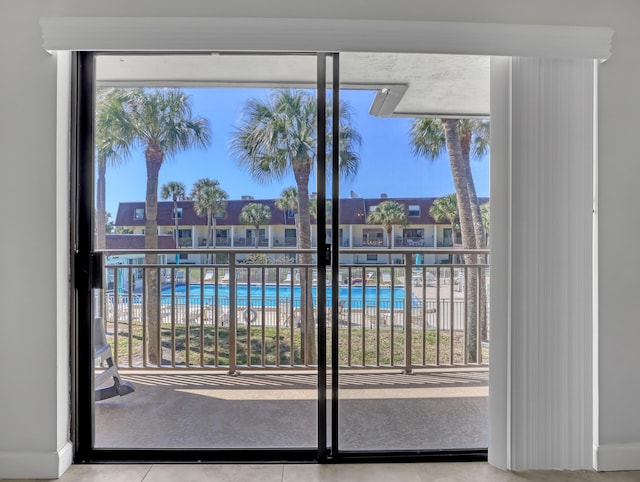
[239,203,272,228]
[471,119,490,160]
[160,181,186,201]
[429,194,459,225]
[366,201,408,229]
[191,179,228,220]
[275,186,299,212]
[409,118,445,160]
[231,89,361,187]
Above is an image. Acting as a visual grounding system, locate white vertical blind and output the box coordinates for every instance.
[509,57,595,469]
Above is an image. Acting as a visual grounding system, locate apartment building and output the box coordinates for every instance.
[112,196,488,265]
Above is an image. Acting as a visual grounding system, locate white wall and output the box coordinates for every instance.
[1,0,639,477]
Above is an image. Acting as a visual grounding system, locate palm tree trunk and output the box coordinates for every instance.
[449,222,457,263]
[294,161,316,365]
[460,126,488,343]
[442,119,478,363]
[459,128,487,249]
[212,217,217,248]
[96,162,106,250]
[206,212,212,263]
[211,216,217,264]
[173,198,179,248]
[144,145,162,366]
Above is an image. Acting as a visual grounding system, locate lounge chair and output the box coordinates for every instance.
[380,272,392,285]
[282,270,300,284]
[94,317,135,401]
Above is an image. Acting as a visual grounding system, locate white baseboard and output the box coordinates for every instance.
[595,443,640,471]
[0,441,73,479]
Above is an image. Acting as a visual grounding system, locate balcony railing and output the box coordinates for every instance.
[98,248,489,373]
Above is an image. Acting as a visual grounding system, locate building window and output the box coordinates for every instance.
[404,228,423,237]
[363,229,383,246]
[287,208,295,218]
[284,228,296,246]
[369,205,378,212]
[367,254,378,261]
[408,205,420,216]
[134,208,144,220]
[443,228,453,247]
[172,207,183,219]
[177,229,192,248]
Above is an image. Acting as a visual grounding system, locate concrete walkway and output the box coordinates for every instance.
[95,368,488,450]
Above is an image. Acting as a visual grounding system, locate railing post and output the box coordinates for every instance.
[404,253,413,374]
[228,252,238,375]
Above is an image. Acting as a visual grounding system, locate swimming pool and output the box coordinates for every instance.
[162,283,418,309]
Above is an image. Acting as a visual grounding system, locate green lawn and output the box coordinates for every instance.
[105,320,489,368]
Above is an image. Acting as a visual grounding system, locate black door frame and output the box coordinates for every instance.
[71,50,487,464]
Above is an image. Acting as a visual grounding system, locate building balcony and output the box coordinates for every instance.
[100,247,489,371]
[96,247,489,450]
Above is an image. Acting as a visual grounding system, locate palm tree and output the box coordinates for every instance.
[310,198,332,221]
[410,118,489,362]
[95,89,131,250]
[239,203,272,248]
[410,118,489,250]
[95,87,211,365]
[191,178,229,254]
[275,186,299,246]
[481,201,490,245]
[366,201,407,249]
[231,89,361,364]
[275,187,298,214]
[430,194,460,247]
[458,119,490,251]
[161,181,186,248]
[104,211,115,234]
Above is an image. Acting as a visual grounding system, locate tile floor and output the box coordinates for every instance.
[4,463,640,482]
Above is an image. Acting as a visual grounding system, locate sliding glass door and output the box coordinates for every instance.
[332,53,490,456]
[74,49,489,462]
[77,51,335,460]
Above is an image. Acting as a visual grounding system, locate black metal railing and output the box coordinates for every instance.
[98,248,489,372]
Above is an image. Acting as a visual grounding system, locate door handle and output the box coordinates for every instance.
[325,243,332,265]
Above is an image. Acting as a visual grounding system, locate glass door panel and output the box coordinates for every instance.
[334,52,491,453]
[91,52,322,451]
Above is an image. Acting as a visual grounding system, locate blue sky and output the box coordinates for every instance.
[102,88,489,217]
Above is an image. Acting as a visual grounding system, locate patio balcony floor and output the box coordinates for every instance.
[95,368,488,451]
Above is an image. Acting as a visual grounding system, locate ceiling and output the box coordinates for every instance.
[96,52,489,118]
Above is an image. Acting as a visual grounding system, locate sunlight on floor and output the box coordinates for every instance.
[175,386,488,400]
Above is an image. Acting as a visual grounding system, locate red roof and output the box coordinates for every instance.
[105,234,176,250]
[114,196,489,227]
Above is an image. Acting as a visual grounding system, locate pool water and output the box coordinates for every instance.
[162,283,416,309]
